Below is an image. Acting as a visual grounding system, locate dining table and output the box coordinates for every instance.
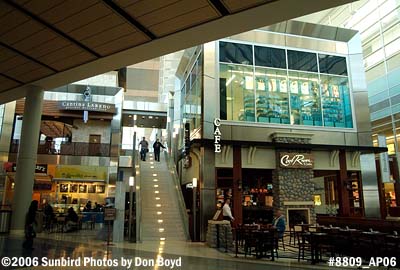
[302,232,328,264]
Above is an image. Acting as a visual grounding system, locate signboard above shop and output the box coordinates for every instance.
[279,152,314,169]
[4,162,48,174]
[58,101,116,113]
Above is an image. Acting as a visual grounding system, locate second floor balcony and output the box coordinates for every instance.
[10,140,110,157]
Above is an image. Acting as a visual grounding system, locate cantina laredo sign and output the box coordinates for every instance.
[279,153,314,169]
[58,101,116,113]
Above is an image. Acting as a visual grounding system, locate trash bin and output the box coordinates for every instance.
[0,210,12,233]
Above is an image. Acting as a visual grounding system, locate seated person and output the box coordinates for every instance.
[43,203,55,230]
[64,207,79,232]
[272,210,286,238]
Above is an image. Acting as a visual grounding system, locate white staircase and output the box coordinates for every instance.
[140,152,187,241]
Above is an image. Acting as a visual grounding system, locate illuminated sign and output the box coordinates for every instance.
[214,118,221,153]
[279,153,314,168]
[58,101,116,113]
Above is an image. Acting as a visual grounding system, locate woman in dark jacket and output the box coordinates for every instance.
[23,200,38,249]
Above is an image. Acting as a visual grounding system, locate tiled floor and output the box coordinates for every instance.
[0,230,342,270]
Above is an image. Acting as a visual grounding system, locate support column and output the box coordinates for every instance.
[232,145,242,225]
[337,150,350,217]
[392,157,400,207]
[113,181,126,242]
[11,87,44,233]
[199,146,215,242]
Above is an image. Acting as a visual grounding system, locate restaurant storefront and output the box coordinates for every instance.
[175,21,387,241]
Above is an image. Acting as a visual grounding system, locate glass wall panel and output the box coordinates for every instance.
[289,71,322,126]
[181,54,203,134]
[220,64,255,121]
[363,35,383,56]
[383,23,400,45]
[318,54,348,76]
[254,46,286,69]
[366,62,385,82]
[254,67,289,124]
[364,48,385,68]
[320,75,353,128]
[219,42,253,65]
[385,37,400,57]
[381,7,400,30]
[287,50,318,72]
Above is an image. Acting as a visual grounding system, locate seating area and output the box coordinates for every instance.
[43,213,97,233]
[232,223,400,266]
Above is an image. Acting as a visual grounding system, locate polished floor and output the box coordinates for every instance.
[0,229,346,270]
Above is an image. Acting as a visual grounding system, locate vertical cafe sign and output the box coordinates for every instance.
[214,118,221,153]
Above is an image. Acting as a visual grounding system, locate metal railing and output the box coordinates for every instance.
[10,140,110,157]
[134,150,142,243]
[164,151,190,240]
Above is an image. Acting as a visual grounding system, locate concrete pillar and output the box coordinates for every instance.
[113,181,126,242]
[199,146,215,241]
[11,87,44,233]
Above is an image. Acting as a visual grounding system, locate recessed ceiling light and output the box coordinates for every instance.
[142,116,145,119]
[155,117,159,119]
[128,115,132,118]
[156,204,161,207]
[149,116,153,119]
[157,212,162,215]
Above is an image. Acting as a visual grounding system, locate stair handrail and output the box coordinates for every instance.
[134,150,142,242]
[164,151,190,240]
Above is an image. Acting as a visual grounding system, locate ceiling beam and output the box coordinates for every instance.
[0,42,58,73]
[0,0,357,104]
[208,0,230,16]
[101,0,157,40]
[0,72,24,84]
[4,0,101,58]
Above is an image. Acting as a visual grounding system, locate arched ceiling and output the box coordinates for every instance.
[0,0,356,103]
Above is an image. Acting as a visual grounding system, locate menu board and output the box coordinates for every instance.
[332,85,339,97]
[301,82,309,95]
[257,79,265,90]
[269,79,277,92]
[290,81,299,93]
[280,80,287,93]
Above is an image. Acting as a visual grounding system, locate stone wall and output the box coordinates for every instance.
[206,220,233,250]
[272,135,316,224]
[72,119,111,144]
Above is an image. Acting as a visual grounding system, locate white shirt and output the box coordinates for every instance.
[222,203,234,220]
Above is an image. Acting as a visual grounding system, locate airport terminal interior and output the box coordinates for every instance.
[1,0,400,269]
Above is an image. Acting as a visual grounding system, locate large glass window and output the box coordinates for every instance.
[289,71,322,126]
[219,42,253,65]
[181,54,203,136]
[319,54,348,76]
[254,46,286,69]
[255,68,289,124]
[220,64,255,121]
[218,41,354,128]
[320,75,353,128]
[287,50,318,72]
